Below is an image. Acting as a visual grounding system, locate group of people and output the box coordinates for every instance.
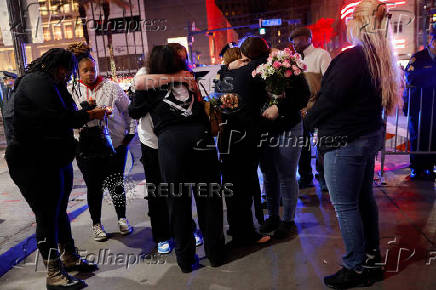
[4,0,424,289]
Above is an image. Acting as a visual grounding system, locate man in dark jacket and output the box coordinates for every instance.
[403,31,436,180]
[1,71,17,145]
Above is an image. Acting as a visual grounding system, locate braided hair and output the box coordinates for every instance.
[25,48,77,77]
[66,42,94,64]
[12,48,77,91]
[66,42,95,98]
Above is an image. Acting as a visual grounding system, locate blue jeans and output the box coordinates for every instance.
[324,128,383,270]
[260,122,303,222]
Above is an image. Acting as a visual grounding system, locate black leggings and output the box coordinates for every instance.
[219,126,261,243]
[141,144,199,243]
[158,124,225,268]
[140,143,171,243]
[77,146,127,225]
[6,153,75,260]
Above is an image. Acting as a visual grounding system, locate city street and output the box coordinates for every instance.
[0,0,435,289]
[0,136,435,289]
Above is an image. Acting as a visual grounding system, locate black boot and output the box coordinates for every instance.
[324,267,372,289]
[273,221,297,239]
[259,216,280,234]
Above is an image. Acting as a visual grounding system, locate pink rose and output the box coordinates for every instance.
[282,60,291,68]
[273,61,282,69]
[284,47,292,55]
[284,70,293,78]
[294,68,301,76]
[252,70,257,77]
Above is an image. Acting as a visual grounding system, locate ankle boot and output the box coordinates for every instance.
[43,258,87,290]
[59,244,98,273]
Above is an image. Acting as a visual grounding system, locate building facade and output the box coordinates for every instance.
[0,0,86,74]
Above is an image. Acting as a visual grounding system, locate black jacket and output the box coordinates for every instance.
[304,45,383,152]
[403,48,436,117]
[129,83,209,136]
[262,74,310,134]
[7,71,89,166]
[216,58,268,131]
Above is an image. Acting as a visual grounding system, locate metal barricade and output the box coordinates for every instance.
[379,87,436,179]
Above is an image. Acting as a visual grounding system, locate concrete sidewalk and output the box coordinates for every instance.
[0,161,435,289]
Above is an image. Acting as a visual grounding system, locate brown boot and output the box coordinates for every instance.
[43,258,86,290]
[59,244,98,273]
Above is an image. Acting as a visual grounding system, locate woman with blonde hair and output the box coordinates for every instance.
[305,0,401,288]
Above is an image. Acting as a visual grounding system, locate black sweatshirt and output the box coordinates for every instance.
[304,45,383,152]
[129,83,209,136]
[216,57,268,131]
[10,71,90,165]
[218,58,310,134]
[262,74,311,134]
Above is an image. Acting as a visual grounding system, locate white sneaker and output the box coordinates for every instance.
[92,224,108,242]
[118,218,133,235]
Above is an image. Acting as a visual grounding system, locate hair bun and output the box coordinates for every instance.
[67,42,91,56]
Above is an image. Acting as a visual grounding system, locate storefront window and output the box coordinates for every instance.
[75,25,84,38]
[64,23,73,39]
[43,26,51,42]
[53,25,62,40]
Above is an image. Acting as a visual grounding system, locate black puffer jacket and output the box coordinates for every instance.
[6,71,90,166]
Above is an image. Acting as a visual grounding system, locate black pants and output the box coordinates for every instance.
[220,125,261,243]
[409,95,436,172]
[77,146,127,225]
[158,124,225,268]
[6,150,75,260]
[316,150,325,183]
[298,127,313,182]
[140,143,171,243]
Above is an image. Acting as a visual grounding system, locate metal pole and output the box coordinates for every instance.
[187,21,193,65]
[6,0,27,76]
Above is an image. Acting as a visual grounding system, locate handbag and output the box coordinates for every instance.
[77,122,115,159]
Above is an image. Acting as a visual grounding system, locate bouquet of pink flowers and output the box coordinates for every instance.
[252,48,307,96]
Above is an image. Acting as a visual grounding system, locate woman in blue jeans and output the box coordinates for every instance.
[259,74,310,238]
[304,0,402,288]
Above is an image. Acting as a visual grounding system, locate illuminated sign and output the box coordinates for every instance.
[341,0,406,20]
[261,19,282,27]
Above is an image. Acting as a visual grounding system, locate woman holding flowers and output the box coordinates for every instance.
[254,48,311,238]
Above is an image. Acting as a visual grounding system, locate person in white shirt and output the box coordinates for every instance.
[290,27,331,191]
[68,43,136,242]
[131,44,204,254]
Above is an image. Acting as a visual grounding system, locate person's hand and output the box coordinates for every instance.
[228,59,249,70]
[174,71,197,91]
[301,108,308,118]
[262,105,279,120]
[87,108,107,120]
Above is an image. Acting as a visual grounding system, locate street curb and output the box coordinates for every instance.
[0,204,89,277]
